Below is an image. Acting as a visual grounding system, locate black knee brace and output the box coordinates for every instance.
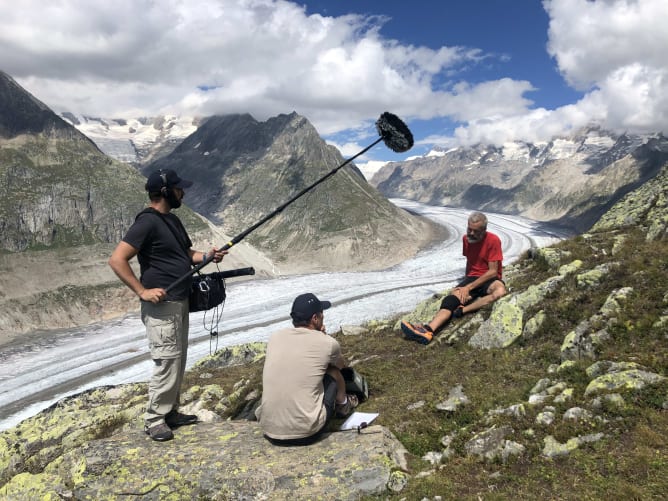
[440,294,461,312]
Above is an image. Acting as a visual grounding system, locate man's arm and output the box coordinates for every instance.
[330,353,347,370]
[188,247,228,265]
[453,260,500,302]
[108,241,166,303]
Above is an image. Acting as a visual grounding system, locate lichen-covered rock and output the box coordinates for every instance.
[584,369,666,396]
[561,319,593,361]
[535,411,555,426]
[562,407,594,423]
[542,433,605,458]
[556,360,577,373]
[386,470,408,493]
[514,275,566,310]
[558,259,584,276]
[468,299,523,349]
[27,422,408,501]
[0,384,146,487]
[0,471,71,500]
[530,378,553,395]
[435,385,470,412]
[599,287,634,318]
[576,263,617,289]
[422,451,444,465]
[591,393,626,411]
[193,342,267,370]
[487,404,526,421]
[586,360,647,379]
[522,310,546,339]
[553,388,574,404]
[531,247,572,270]
[591,163,668,240]
[464,425,524,463]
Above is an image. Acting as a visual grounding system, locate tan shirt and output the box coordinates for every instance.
[256,326,341,440]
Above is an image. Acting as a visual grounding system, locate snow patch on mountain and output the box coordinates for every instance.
[60,113,199,165]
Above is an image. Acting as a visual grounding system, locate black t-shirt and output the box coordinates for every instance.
[123,209,193,301]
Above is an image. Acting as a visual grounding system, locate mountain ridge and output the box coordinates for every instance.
[372,127,668,232]
[145,111,443,274]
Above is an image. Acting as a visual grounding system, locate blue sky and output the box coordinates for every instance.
[302,0,587,162]
[307,0,583,108]
[1,0,666,168]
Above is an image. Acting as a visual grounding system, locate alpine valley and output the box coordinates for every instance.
[0,70,442,337]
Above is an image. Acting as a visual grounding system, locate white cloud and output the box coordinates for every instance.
[545,0,668,90]
[541,0,668,135]
[1,0,666,151]
[0,0,530,137]
[355,160,388,181]
[442,0,668,146]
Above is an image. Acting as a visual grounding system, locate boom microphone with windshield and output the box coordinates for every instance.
[166,112,413,293]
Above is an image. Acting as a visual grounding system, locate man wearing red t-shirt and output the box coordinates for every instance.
[401,211,507,344]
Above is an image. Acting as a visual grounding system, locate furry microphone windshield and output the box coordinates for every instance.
[376,112,414,153]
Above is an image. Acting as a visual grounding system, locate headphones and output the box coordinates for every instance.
[159,170,169,196]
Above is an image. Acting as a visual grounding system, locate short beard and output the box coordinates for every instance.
[165,191,182,209]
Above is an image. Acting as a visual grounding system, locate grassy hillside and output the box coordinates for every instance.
[177,225,667,499]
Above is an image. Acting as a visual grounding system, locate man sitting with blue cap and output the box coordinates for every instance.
[256,292,358,445]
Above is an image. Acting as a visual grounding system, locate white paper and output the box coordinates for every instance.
[339,411,379,431]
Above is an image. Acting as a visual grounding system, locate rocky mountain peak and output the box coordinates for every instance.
[0,70,72,139]
[0,73,177,252]
[146,111,442,273]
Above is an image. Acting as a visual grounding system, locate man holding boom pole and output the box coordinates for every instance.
[108,168,227,442]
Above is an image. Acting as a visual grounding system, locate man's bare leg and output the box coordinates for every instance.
[426,308,453,333]
[461,280,507,314]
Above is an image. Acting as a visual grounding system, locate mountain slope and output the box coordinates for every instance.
[146,112,444,273]
[0,71,72,138]
[0,70,160,252]
[372,127,668,232]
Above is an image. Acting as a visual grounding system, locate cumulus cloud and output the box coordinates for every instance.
[424,0,668,147]
[0,0,666,151]
[543,0,668,134]
[0,0,532,136]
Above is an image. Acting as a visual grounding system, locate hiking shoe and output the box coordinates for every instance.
[335,394,359,418]
[401,321,433,345]
[452,306,465,319]
[144,422,174,442]
[165,410,198,428]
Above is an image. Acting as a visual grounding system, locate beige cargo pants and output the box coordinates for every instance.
[140,299,189,427]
